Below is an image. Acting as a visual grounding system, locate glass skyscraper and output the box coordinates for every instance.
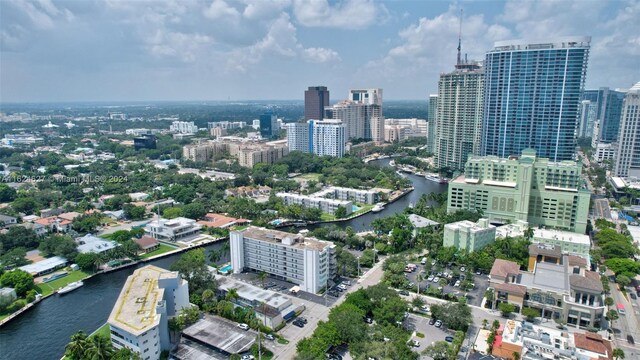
[582,88,626,143]
[481,37,591,161]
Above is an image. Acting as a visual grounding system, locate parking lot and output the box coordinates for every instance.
[403,313,453,354]
[404,261,490,307]
[231,271,357,307]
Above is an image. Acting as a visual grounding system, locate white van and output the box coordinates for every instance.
[421,257,427,265]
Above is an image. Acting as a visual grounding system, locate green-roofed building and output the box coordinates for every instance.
[447,149,591,233]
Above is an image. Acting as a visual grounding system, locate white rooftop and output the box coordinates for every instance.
[76,234,118,254]
[534,228,590,245]
[19,256,67,274]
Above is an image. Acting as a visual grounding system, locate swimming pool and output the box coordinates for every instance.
[270,219,283,225]
[219,264,232,274]
[352,205,360,212]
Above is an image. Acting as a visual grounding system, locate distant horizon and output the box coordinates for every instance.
[0,98,429,106]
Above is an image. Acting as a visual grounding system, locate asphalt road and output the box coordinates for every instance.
[610,282,640,356]
[594,198,612,220]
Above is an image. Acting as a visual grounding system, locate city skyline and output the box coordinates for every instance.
[1,0,639,102]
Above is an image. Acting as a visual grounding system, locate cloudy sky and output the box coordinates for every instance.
[1,0,639,102]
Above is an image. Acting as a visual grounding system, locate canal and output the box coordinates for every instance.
[0,242,231,360]
[0,158,446,360]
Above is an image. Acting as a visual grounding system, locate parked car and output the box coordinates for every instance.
[420,305,430,313]
[399,290,409,296]
[293,320,305,328]
[630,293,637,300]
[445,336,454,342]
[627,335,635,345]
[435,320,442,328]
[409,340,420,347]
[265,334,275,340]
[427,275,434,282]
[433,277,440,283]
[326,354,342,360]
[241,355,255,360]
[454,280,461,287]
[238,323,249,330]
[298,317,308,324]
[428,318,436,325]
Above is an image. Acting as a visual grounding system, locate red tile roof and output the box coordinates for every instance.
[197,213,239,228]
[134,236,159,250]
[490,259,520,279]
[493,282,527,296]
[573,332,612,359]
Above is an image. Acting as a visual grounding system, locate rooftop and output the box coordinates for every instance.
[408,214,440,228]
[19,256,67,274]
[135,236,159,250]
[76,234,118,254]
[490,259,520,279]
[534,228,591,245]
[239,226,333,252]
[108,265,179,336]
[215,275,293,310]
[518,262,569,293]
[573,332,612,359]
[528,243,562,258]
[181,314,256,355]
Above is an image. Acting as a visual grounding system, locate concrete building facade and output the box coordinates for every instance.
[443,218,496,252]
[614,81,640,178]
[230,227,336,293]
[435,61,484,170]
[304,86,330,121]
[447,149,591,233]
[144,217,202,242]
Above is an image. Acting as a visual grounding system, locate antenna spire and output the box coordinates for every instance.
[457,8,463,65]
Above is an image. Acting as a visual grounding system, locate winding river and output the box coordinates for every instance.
[0,158,446,360]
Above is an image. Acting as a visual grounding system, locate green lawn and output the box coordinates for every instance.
[36,270,91,297]
[320,203,375,221]
[0,313,9,321]
[140,243,178,259]
[89,323,111,340]
[296,173,321,181]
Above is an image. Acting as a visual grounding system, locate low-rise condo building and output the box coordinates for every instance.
[443,218,496,252]
[108,265,189,360]
[276,192,353,216]
[230,227,336,293]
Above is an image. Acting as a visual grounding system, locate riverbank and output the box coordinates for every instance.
[310,186,414,226]
[0,236,227,328]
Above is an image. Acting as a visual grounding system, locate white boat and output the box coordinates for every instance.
[371,203,385,213]
[425,174,447,184]
[58,281,84,295]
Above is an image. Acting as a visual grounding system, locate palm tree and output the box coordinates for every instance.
[226,288,239,302]
[85,335,113,360]
[65,331,89,360]
[93,254,105,271]
[613,348,625,360]
[512,351,521,360]
[482,319,488,329]
[257,271,268,288]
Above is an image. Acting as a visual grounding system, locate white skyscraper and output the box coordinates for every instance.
[614,81,640,177]
[286,120,345,157]
[311,119,346,157]
[286,122,310,153]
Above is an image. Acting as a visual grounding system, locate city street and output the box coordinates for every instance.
[594,198,612,220]
[609,281,640,357]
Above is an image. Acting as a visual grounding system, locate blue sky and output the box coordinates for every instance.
[1,0,638,102]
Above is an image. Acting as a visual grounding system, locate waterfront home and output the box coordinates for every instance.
[134,236,160,254]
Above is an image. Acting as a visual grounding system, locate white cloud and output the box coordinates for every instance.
[365,6,511,82]
[146,30,213,63]
[241,0,291,20]
[9,0,74,29]
[302,47,341,63]
[203,0,241,20]
[293,0,381,29]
